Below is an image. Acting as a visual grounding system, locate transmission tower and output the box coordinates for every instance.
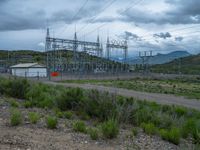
[139,51,153,75]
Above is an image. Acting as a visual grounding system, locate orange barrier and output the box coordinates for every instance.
[51,72,59,77]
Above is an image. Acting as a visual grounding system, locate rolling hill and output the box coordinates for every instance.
[128,51,191,65]
[151,53,200,74]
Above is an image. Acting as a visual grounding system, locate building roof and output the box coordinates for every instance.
[10,63,46,68]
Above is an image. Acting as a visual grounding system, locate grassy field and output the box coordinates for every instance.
[0,77,200,147]
[61,77,200,99]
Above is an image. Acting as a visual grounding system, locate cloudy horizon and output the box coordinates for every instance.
[0,0,200,56]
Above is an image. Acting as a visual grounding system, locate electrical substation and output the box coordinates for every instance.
[45,28,129,76]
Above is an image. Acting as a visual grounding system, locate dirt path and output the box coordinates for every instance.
[43,81,200,111]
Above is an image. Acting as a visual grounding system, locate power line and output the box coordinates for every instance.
[76,0,118,34]
[57,0,89,37]
[80,0,145,38]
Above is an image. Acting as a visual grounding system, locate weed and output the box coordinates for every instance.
[23,101,33,108]
[10,109,22,126]
[9,99,19,107]
[28,112,40,124]
[56,111,64,118]
[141,123,157,135]
[101,119,119,139]
[160,128,181,145]
[64,111,73,119]
[73,121,87,133]
[88,128,99,140]
[46,116,57,129]
[131,127,138,136]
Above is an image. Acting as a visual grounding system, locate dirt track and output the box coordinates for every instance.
[43,81,200,111]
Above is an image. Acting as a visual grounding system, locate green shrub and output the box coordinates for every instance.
[28,112,40,124]
[78,111,90,120]
[175,107,187,117]
[141,123,157,135]
[182,119,200,143]
[6,79,30,99]
[9,99,19,107]
[64,111,73,119]
[73,121,87,133]
[25,83,55,108]
[56,88,84,111]
[160,128,181,145]
[131,107,154,126]
[101,119,119,139]
[131,127,138,136]
[192,120,200,144]
[84,90,118,121]
[23,101,33,108]
[56,111,64,118]
[46,116,58,129]
[10,109,22,126]
[88,128,99,140]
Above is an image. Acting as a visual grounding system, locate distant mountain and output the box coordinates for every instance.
[151,53,200,75]
[127,51,191,65]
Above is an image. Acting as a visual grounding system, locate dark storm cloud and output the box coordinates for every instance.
[175,36,184,41]
[0,10,46,31]
[0,0,108,31]
[124,31,141,40]
[153,32,172,39]
[118,31,141,41]
[119,0,200,25]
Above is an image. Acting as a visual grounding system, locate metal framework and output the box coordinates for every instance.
[45,28,129,76]
[139,51,153,74]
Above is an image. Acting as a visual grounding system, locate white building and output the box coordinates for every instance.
[10,63,47,77]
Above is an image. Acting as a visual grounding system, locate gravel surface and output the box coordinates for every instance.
[0,97,195,150]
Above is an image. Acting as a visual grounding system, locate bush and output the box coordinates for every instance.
[175,107,187,117]
[88,128,99,140]
[77,111,90,120]
[25,83,55,108]
[56,88,84,111]
[23,101,33,108]
[9,99,19,107]
[64,111,73,119]
[131,127,138,136]
[84,90,118,121]
[28,112,40,124]
[10,109,22,126]
[6,79,29,99]
[73,121,87,133]
[56,111,64,118]
[131,107,155,126]
[141,123,157,135]
[101,119,119,139]
[160,128,181,145]
[46,116,57,129]
[182,119,200,143]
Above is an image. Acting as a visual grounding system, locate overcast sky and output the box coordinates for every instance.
[0,0,199,56]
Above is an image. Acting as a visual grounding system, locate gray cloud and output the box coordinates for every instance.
[0,0,108,31]
[175,36,184,42]
[119,0,200,25]
[118,31,141,41]
[153,32,172,39]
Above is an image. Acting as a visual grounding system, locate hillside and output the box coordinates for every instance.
[0,50,124,72]
[128,51,191,65]
[151,54,200,74]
